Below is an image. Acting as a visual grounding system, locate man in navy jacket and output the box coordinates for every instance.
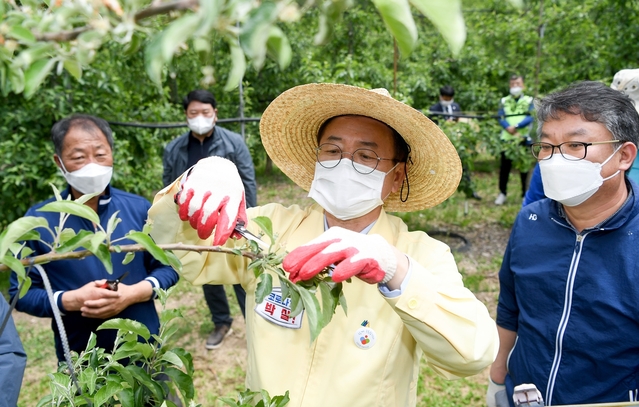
[9,114,179,362]
[487,81,639,406]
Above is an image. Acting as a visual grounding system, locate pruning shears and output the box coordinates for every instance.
[234,220,270,251]
[98,271,129,291]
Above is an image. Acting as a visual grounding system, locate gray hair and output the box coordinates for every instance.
[51,114,114,156]
[536,81,639,147]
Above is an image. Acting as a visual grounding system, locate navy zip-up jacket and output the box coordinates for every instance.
[497,180,639,405]
[9,186,179,361]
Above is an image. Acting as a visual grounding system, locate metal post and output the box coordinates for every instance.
[236,21,246,140]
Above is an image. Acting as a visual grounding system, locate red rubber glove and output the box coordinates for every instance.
[175,156,247,244]
[282,226,397,284]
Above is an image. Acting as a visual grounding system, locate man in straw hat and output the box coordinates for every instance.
[149,83,498,406]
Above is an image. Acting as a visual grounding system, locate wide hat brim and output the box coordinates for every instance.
[259,83,462,212]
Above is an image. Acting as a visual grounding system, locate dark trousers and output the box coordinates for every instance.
[203,284,247,327]
[499,152,528,197]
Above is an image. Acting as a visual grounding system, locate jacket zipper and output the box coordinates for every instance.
[545,231,589,405]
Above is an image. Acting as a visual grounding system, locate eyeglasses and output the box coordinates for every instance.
[315,143,396,174]
[531,140,622,161]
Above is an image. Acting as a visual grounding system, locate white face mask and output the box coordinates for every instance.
[510,86,523,97]
[187,115,215,135]
[539,148,620,206]
[440,99,454,107]
[308,159,397,220]
[59,162,113,195]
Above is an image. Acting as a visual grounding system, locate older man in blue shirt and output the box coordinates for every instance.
[9,114,179,361]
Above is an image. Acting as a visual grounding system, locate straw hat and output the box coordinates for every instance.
[259,83,462,212]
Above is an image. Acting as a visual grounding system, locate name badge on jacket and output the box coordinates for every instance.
[255,287,303,329]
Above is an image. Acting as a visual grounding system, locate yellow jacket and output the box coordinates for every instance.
[149,183,498,407]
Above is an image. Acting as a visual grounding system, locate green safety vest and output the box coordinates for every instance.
[500,94,533,139]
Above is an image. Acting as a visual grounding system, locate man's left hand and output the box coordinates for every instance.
[282,227,397,284]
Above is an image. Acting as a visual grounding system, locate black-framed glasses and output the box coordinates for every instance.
[531,140,622,161]
[315,143,395,174]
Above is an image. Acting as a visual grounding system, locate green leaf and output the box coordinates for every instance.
[0,216,48,260]
[298,286,323,342]
[110,362,135,387]
[159,308,182,326]
[75,191,102,205]
[12,43,55,67]
[127,365,164,401]
[19,246,33,259]
[36,395,53,407]
[13,229,40,245]
[9,26,36,43]
[288,286,303,317]
[314,0,350,45]
[79,367,98,395]
[160,14,200,63]
[251,216,274,244]
[117,388,135,407]
[126,231,170,265]
[93,380,124,405]
[86,332,97,352]
[141,221,152,236]
[372,0,417,56]
[8,66,25,95]
[144,35,164,86]
[134,342,155,359]
[97,318,151,340]
[165,251,182,273]
[272,391,291,407]
[123,32,143,56]
[318,281,336,326]
[51,184,63,202]
[255,273,273,304]
[19,276,32,298]
[122,251,135,265]
[106,211,121,238]
[88,231,107,252]
[409,0,466,56]
[62,59,82,80]
[87,232,112,274]
[160,350,184,368]
[265,26,292,69]
[337,284,348,316]
[278,275,289,302]
[2,254,26,280]
[58,228,77,245]
[240,2,279,69]
[170,347,194,375]
[162,366,195,400]
[24,58,56,98]
[38,200,100,225]
[56,230,95,254]
[192,37,211,53]
[224,40,247,92]
[91,243,113,274]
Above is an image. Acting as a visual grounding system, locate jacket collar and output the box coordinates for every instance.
[550,179,638,232]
